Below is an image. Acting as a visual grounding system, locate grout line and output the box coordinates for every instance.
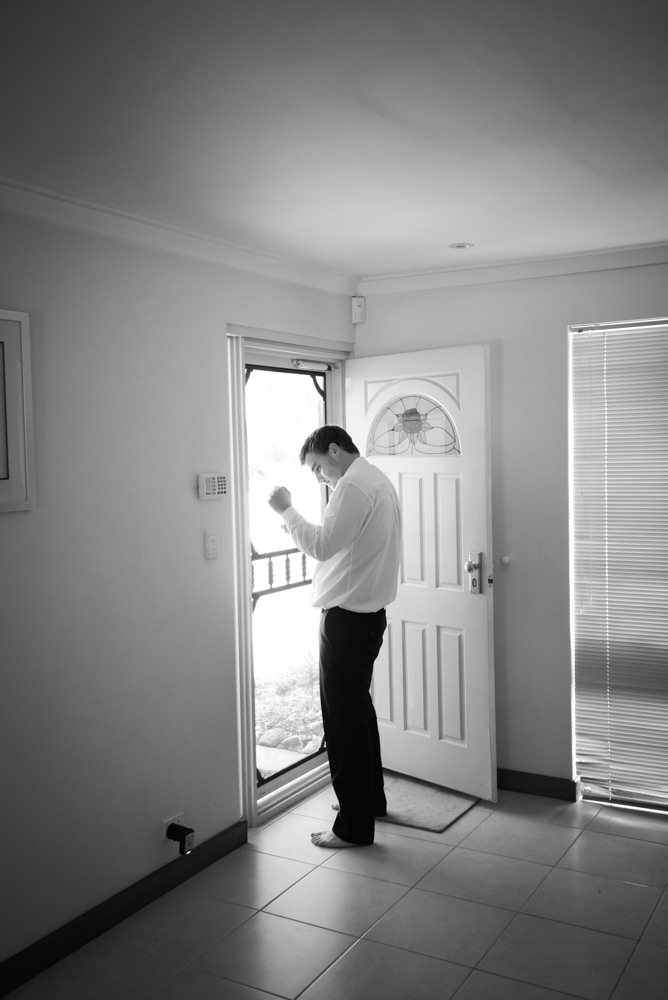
[85,791,668,1000]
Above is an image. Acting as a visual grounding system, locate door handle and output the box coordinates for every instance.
[464,552,482,594]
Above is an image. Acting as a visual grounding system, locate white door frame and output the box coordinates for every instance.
[227,325,350,826]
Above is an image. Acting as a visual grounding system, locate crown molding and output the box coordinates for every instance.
[3,178,666,299]
[356,244,668,296]
[0,179,357,296]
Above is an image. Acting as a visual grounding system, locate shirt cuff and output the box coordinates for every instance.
[281,505,299,526]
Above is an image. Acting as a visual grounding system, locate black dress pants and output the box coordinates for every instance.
[319,606,387,844]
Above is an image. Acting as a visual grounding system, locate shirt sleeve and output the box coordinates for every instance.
[281,481,370,561]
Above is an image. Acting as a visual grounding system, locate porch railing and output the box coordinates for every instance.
[251,545,313,608]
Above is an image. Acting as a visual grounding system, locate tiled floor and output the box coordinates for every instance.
[7,783,668,999]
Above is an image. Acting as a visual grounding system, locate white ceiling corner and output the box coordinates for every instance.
[1,1,667,292]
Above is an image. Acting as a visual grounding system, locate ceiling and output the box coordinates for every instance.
[1,0,667,282]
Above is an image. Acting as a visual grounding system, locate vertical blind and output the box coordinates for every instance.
[570,320,668,809]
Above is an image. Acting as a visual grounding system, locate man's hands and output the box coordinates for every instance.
[268,486,292,514]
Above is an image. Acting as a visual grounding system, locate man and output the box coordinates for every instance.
[268,425,401,847]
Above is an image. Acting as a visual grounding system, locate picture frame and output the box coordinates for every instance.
[0,309,35,511]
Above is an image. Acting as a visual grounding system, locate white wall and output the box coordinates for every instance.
[356,263,668,782]
[0,211,352,959]
[3,206,667,962]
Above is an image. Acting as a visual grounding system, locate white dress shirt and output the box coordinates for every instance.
[281,457,401,612]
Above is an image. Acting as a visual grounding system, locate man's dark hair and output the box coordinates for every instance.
[299,425,360,465]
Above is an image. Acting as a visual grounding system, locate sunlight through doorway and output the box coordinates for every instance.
[245,364,327,785]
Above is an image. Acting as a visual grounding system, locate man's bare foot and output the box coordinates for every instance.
[310,831,357,848]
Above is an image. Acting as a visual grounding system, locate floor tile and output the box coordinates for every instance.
[265,865,407,935]
[321,826,452,885]
[365,887,513,967]
[479,913,635,1000]
[439,798,504,840]
[9,785,667,1000]
[146,967,278,999]
[5,936,186,1000]
[459,812,581,865]
[558,830,668,888]
[641,887,668,947]
[452,970,583,1000]
[497,791,601,829]
[291,786,336,822]
[173,843,314,909]
[588,804,668,846]
[418,846,550,909]
[300,938,469,1000]
[522,866,661,938]
[197,911,354,998]
[104,891,253,964]
[247,812,346,865]
[610,941,668,999]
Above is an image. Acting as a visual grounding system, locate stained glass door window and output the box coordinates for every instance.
[368,394,460,456]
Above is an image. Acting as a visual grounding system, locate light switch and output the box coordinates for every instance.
[204,531,219,560]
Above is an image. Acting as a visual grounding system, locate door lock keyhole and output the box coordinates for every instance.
[465,552,483,594]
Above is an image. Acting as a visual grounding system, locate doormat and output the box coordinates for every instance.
[380,772,479,832]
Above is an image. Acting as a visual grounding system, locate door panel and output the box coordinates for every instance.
[436,474,461,586]
[400,473,426,583]
[438,626,464,741]
[345,345,496,800]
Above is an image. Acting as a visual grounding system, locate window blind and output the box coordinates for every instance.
[570,320,668,809]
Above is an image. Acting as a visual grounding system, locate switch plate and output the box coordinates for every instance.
[204,531,219,559]
[351,295,366,324]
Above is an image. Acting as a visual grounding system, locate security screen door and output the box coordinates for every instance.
[245,364,327,785]
[345,345,497,800]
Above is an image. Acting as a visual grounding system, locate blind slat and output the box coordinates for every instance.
[571,322,668,810]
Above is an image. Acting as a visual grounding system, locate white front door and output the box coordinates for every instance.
[345,345,496,800]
